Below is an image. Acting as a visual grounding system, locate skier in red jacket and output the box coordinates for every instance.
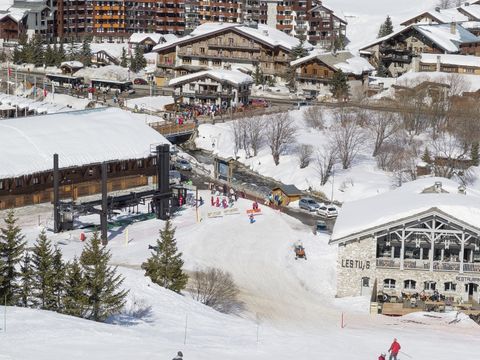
[388,338,401,360]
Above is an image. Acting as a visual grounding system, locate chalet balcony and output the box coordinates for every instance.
[207,41,260,51]
[195,90,233,98]
[463,263,480,273]
[403,259,430,270]
[296,74,330,81]
[177,50,285,63]
[376,258,401,269]
[380,53,412,63]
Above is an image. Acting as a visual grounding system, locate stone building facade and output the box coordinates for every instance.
[331,179,480,304]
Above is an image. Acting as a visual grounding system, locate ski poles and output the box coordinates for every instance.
[400,350,413,358]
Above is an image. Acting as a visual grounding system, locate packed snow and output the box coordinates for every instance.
[125,95,174,113]
[2,191,480,359]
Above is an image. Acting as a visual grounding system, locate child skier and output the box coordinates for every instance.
[378,353,386,360]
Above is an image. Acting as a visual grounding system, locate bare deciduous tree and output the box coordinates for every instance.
[231,119,245,158]
[190,267,241,314]
[303,106,324,129]
[314,143,337,186]
[296,144,313,169]
[265,113,296,165]
[376,132,420,178]
[245,117,264,156]
[365,111,402,157]
[431,132,468,178]
[331,111,365,169]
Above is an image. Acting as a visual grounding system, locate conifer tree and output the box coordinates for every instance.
[329,70,350,101]
[80,232,128,322]
[129,54,136,73]
[422,147,433,164]
[253,64,264,86]
[58,39,66,64]
[52,246,66,312]
[133,45,147,72]
[120,47,128,68]
[31,230,55,309]
[377,63,389,77]
[63,257,87,318]
[80,37,92,66]
[18,251,33,307]
[44,44,55,67]
[378,16,394,38]
[471,142,479,166]
[31,34,44,67]
[142,220,188,293]
[0,210,26,305]
[68,38,77,61]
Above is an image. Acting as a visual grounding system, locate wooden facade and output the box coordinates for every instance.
[157,27,293,80]
[0,156,157,209]
[0,15,23,41]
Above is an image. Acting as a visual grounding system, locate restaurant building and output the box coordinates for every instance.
[330,178,480,307]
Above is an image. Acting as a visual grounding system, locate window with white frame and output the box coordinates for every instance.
[424,281,436,291]
[404,279,416,290]
[383,278,396,289]
[444,282,456,291]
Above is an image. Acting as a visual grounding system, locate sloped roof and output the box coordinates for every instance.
[153,22,313,53]
[129,33,163,45]
[331,177,480,243]
[420,53,480,68]
[169,70,253,87]
[0,107,169,179]
[291,50,374,75]
[273,184,302,196]
[360,23,479,53]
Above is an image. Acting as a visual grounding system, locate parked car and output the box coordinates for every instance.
[250,98,269,108]
[133,78,148,85]
[314,220,328,235]
[174,158,192,171]
[317,204,339,218]
[299,197,320,212]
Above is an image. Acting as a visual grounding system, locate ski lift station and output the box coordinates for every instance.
[330,177,480,316]
[0,107,170,209]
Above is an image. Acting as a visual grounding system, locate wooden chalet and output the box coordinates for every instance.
[0,108,169,209]
[0,13,25,41]
[153,22,313,83]
[360,23,479,77]
[291,50,373,99]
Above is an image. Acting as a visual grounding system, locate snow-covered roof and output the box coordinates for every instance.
[0,7,27,22]
[331,177,480,243]
[169,70,253,87]
[0,107,169,179]
[129,33,163,45]
[75,65,132,82]
[459,4,480,21]
[153,22,313,53]
[291,50,374,75]
[360,23,479,53]
[420,53,480,68]
[60,61,84,69]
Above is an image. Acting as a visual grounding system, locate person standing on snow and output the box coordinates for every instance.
[388,338,401,360]
[172,351,183,360]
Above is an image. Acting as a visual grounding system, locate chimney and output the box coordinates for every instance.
[450,22,456,35]
[465,2,470,6]
[435,6,441,12]
[458,185,466,195]
[263,30,269,37]
[434,181,443,193]
[436,55,441,72]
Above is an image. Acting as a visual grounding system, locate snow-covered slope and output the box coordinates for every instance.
[3,195,480,359]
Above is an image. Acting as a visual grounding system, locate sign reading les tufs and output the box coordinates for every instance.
[341,259,371,270]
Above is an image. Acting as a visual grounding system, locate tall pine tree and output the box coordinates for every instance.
[0,210,26,305]
[120,47,128,68]
[330,70,350,101]
[18,251,33,307]
[31,230,55,309]
[133,45,147,72]
[52,246,66,312]
[80,232,128,322]
[378,15,394,38]
[471,142,479,166]
[142,220,188,293]
[80,37,92,66]
[63,257,87,318]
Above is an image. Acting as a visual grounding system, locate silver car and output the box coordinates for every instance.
[299,197,320,211]
[175,158,192,171]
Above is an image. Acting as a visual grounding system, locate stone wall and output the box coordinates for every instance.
[336,237,377,297]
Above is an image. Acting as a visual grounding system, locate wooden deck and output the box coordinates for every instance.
[149,122,196,139]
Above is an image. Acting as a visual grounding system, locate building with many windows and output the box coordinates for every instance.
[330,178,480,309]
